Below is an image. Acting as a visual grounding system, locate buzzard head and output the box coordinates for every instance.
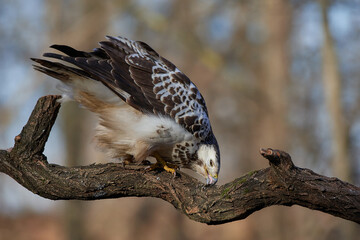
[194,144,220,185]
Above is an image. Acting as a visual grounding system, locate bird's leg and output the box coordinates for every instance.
[121,154,134,167]
[147,152,177,176]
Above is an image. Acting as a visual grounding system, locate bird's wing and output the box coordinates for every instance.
[34,36,212,140]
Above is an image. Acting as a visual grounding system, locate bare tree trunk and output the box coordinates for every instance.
[45,2,84,239]
[320,1,358,239]
[46,1,109,239]
[257,0,291,150]
[48,4,87,239]
[252,1,292,239]
[320,0,351,182]
[60,104,87,240]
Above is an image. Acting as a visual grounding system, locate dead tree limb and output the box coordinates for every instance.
[0,95,359,225]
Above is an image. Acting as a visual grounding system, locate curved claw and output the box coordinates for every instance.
[147,152,178,178]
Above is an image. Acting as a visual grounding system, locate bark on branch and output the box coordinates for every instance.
[0,95,359,224]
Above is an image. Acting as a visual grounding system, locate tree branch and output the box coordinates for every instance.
[1,95,359,224]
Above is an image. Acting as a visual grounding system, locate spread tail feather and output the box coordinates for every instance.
[31,58,123,108]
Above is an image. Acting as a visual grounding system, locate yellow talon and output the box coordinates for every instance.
[163,165,176,175]
[147,152,177,176]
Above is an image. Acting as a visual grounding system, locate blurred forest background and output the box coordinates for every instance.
[0,0,360,239]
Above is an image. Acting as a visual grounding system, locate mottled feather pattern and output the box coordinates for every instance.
[32,35,220,184]
[116,36,212,141]
[33,35,213,142]
[171,141,198,167]
[151,66,211,140]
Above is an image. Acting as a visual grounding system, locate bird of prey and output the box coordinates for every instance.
[32,36,220,185]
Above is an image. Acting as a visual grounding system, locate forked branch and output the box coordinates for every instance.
[0,96,359,224]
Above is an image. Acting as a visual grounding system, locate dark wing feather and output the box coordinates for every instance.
[33,36,213,140]
[40,43,154,111]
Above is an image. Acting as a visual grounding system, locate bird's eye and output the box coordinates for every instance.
[209,159,214,167]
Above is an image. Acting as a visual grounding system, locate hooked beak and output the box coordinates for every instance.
[206,173,218,185]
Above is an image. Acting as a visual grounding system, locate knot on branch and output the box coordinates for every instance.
[10,95,61,162]
[260,148,295,171]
